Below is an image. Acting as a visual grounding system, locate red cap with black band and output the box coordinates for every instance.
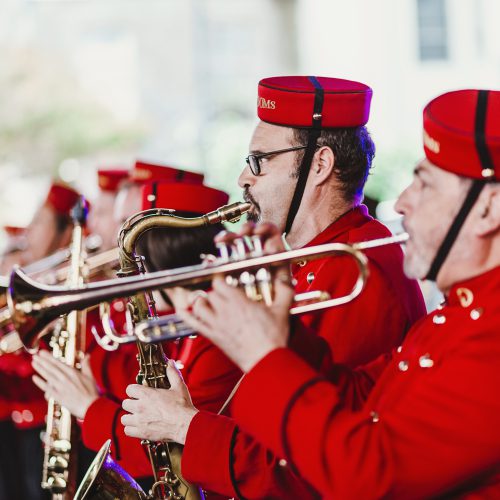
[423,89,499,181]
[424,89,498,281]
[257,76,372,129]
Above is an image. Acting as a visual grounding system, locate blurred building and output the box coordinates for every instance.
[0,0,499,244]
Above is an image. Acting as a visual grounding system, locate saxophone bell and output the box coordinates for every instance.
[74,440,148,500]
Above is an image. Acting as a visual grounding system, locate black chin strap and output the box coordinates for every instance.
[283,77,324,236]
[426,90,494,281]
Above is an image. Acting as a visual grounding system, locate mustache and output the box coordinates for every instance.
[243,188,261,222]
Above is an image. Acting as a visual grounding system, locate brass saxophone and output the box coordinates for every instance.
[41,198,88,499]
[75,202,249,500]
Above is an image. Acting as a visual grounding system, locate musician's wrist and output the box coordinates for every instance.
[177,408,199,445]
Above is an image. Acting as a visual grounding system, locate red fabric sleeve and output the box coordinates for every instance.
[82,396,153,478]
[232,334,500,499]
[182,404,321,499]
[182,411,236,495]
[180,337,242,414]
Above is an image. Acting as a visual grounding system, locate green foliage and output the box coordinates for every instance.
[365,147,420,202]
[0,46,144,175]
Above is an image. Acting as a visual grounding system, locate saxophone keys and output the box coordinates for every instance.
[48,454,69,470]
[52,439,72,453]
[46,474,67,492]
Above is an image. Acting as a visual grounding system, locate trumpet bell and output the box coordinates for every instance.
[75,439,147,500]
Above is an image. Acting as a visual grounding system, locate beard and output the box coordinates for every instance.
[401,223,432,280]
[243,187,261,223]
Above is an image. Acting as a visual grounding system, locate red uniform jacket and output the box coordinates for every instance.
[0,350,47,429]
[0,315,49,429]
[81,306,242,479]
[182,206,426,498]
[232,266,500,499]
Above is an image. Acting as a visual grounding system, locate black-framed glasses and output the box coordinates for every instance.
[245,145,308,176]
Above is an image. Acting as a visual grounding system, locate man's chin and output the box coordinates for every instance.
[403,257,428,281]
[246,208,261,223]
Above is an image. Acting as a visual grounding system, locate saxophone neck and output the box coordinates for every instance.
[117,202,251,277]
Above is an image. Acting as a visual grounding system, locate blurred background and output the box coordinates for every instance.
[1,0,499,239]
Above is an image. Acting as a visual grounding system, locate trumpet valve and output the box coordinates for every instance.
[225,275,239,288]
[239,272,260,301]
[250,235,264,256]
[256,268,273,306]
[216,242,230,262]
[232,238,249,261]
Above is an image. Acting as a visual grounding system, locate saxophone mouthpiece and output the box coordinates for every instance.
[206,202,252,224]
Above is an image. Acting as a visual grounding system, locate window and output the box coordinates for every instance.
[417,0,449,61]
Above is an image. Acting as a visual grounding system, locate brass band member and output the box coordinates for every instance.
[121,76,426,499]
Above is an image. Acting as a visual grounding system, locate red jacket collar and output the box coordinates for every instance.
[302,205,372,248]
[447,265,500,309]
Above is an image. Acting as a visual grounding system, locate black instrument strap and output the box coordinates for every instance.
[283,77,324,236]
[426,179,485,281]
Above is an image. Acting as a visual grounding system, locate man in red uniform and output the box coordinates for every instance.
[181,89,500,499]
[0,182,81,500]
[122,77,426,498]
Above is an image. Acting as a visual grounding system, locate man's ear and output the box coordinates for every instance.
[475,184,500,237]
[310,146,335,186]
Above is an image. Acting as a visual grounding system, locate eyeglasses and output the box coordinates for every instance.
[245,145,308,176]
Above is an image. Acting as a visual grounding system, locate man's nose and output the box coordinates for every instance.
[394,188,409,216]
[238,163,255,189]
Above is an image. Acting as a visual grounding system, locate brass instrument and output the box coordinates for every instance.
[134,313,196,344]
[20,233,102,279]
[0,247,119,355]
[75,201,249,500]
[8,231,407,350]
[75,440,147,499]
[42,197,88,499]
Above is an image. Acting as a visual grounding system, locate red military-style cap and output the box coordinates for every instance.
[141,182,229,214]
[44,182,81,215]
[130,160,205,185]
[97,168,129,192]
[257,76,372,128]
[423,89,500,181]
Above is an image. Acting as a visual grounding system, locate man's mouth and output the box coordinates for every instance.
[243,188,261,222]
[401,220,411,239]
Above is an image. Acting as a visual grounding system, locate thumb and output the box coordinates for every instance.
[273,274,295,310]
[166,359,187,394]
[81,355,94,378]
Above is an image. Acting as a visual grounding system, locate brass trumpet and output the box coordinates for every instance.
[7,232,408,350]
[0,246,119,355]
